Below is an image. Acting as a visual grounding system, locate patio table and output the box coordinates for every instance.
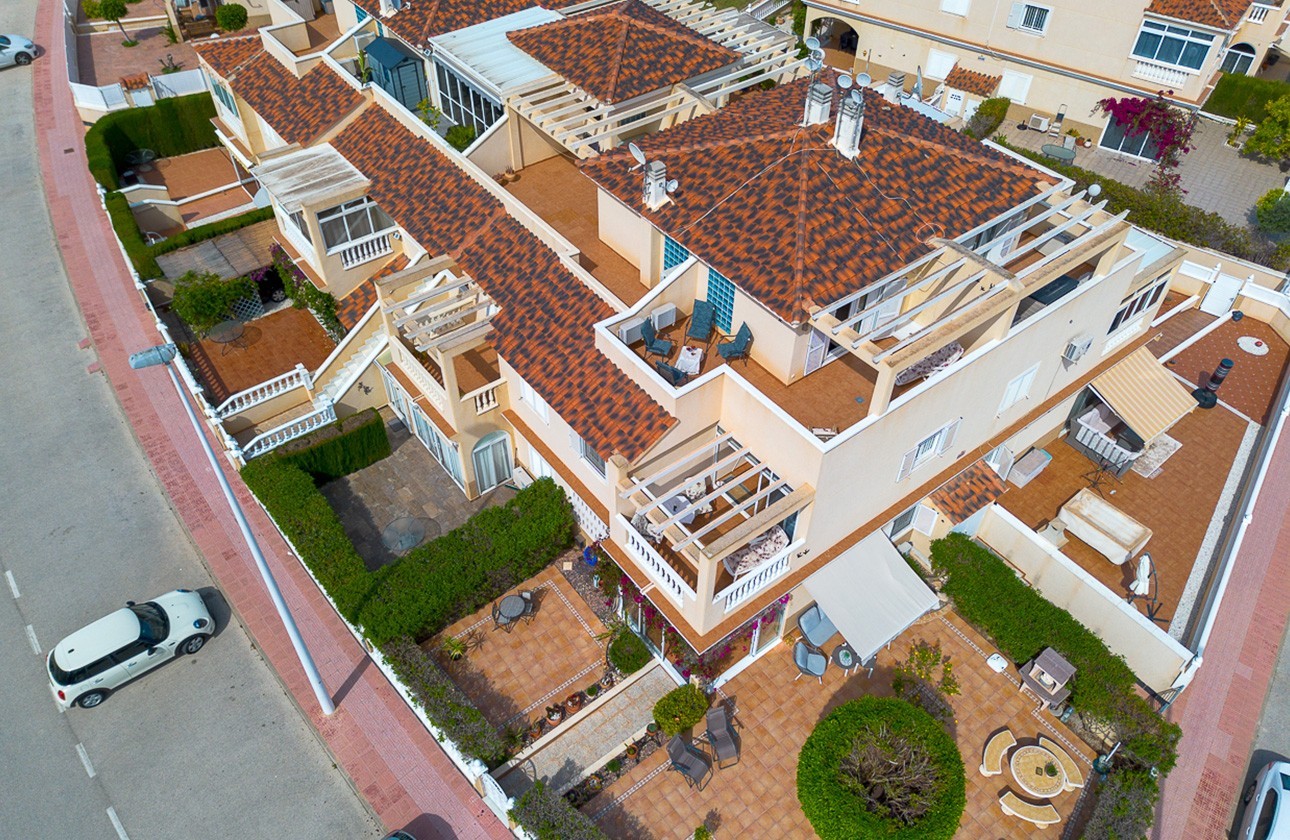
[1010,744,1066,798]
[1041,143,1076,163]
[498,594,527,623]
[381,516,426,553]
[660,494,696,525]
[208,319,245,354]
[831,642,858,675]
[676,346,703,375]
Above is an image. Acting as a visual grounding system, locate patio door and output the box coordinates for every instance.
[472,431,513,493]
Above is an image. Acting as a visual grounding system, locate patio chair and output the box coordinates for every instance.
[717,322,752,362]
[491,600,514,633]
[655,360,690,387]
[641,319,673,359]
[687,300,716,342]
[980,728,1016,777]
[705,706,740,769]
[1000,791,1060,828]
[666,735,712,790]
[793,641,828,683]
[519,590,538,624]
[796,604,837,648]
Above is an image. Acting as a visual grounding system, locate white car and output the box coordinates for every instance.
[0,35,36,68]
[47,589,214,709]
[1239,760,1290,840]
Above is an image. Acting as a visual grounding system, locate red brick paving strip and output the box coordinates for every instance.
[32,3,512,837]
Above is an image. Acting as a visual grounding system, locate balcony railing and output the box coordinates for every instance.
[214,363,312,418]
[337,229,394,269]
[389,340,450,416]
[618,515,696,606]
[1131,59,1191,88]
[472,383,501,415]
[241,400,336,459]
[712,539,801,613]
[1248,3,1276,23]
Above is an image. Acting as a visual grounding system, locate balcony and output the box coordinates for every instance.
[1132,59,1192,88]
[336,229,395,269]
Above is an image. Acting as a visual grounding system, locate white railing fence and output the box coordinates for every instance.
[617,514,696,605]
[713,540,800,613]
[242,400,337,459]
[338,230,394,269]
[1132,60,1191,89]
[1247,3,1276,23]
[571,492,609,541]
[471,383,501,415]
[151,68,207,99]
[214,363,313,418]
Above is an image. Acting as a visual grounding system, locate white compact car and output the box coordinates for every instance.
[0,35,36,68]
[47,589,214,709]
[1239,760,1290,840]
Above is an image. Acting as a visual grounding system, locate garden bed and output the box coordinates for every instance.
[563,726,665,809]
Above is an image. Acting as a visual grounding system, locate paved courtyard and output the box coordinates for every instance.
[76,28,199,87]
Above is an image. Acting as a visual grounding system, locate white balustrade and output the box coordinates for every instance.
[214,363,312,418]
[617,515,695,605]
[1248,3,1275,23]
[572,493,609,541]
[713,540,799,613]
[242,401,337,459]
[390,341,449,414]
[472,384,500,415]
[338,230,394,269]
[1132,60,1191,89]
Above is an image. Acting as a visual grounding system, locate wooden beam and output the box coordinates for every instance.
[671,478,788,551]
[633,445,750,514]
[620,432,735,497]
[402,299,492,341]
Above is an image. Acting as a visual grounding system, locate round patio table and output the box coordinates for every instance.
[498,594,527,623]
[208,319,245,353]
[1238,336,1270,356]
[125,148,157,172]
[1010,744,1066,798]
[831,642,858,675]
[381,516,426,553]
[1041,143,1077,163]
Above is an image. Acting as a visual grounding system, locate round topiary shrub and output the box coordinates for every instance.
[608,631,650,676]
[1256,188,1290,232]
[797,697,965,840]
[215,3,248,31]
[652,684,708,736]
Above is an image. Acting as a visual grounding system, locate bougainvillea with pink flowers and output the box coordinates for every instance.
[1095,92,1195,195]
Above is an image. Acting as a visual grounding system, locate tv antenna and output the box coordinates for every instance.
[627,142,646,170]
[665,179,679,194]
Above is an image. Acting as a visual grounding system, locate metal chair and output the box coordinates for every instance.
[655,360,690,387]
[666,735,712,790]
[641,319,673,359]
[717,322,751,362]
[687,300,716,342]
[705,706,740,768]
[793,641,828,683]
[491,601,513,633]
[796,604,837,648]
[519,590,538,624]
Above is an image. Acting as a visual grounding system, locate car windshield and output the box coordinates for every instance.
[130,602,169,644]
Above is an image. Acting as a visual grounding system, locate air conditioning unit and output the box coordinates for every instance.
[617,316,647,346]
[650,303,678,330]
[1063,335,1093,364]
[1028,114,1051,132]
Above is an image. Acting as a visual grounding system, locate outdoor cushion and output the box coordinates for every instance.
[797,604,837,648]
[793,641,827,679]
[717,322,751,361]
[687,300,716,341]
[1039,737,1084,790]
[641,319,673,358]
[705,706,739,768]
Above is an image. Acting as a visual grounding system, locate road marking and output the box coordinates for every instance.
[106,807,130,840]
[26,625,40,654]
[4,570,18,598]
[76,743,96,778]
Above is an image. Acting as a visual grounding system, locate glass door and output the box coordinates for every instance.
[472,432,513,493]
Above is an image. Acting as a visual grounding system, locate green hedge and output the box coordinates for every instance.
[652,684,708,737]
[964,97,1011,140]
[511,781,608,840]
[798,697,965,840]
[931,535,1180,773]
[105,191,161,278]
[382,636,506,765]
[149,207,274,257]
[1204,73,1290,123]
[607,631,650,676]
[357,478,576,644]
[276,408,392,482]
[85,94,219,190]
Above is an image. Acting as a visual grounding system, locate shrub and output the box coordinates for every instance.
[1081,769,1159,839]
[85,94,218,189]
[150,207,274,256]
[215,2,248,31]
[798,697,965,840]
[652,684,708,736]
[275,408,391,481]
[510,780,608,840]
[964,97,1010,140]
[1245,94,1290,162]
[270,243,343,337]
[357,479,576,644]
[1256,188,1290,232]
[445,124,477,152]
[608,631,650,675]
[382,636,505,765]
[104,191,161,279]
[931,534,1180,773]
[170,269,256,334]
[1205,73,1290,123]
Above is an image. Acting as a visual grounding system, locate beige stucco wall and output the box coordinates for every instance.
[598,189,651,281]
[466,115,515,180]
[509,111,565,171]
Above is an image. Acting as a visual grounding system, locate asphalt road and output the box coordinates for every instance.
[0,3,381,838]
[1236,619,1290,833]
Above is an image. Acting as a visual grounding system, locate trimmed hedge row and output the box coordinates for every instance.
[797,697,966,840]
[510,781,608,840]
[86,94,219,190]
[357,478,576,644]
[964,96,1011,140]
[105,191,161,278]
[275,408,392,482]
[931,535,1180,772]
[149,207,274,257]
[1204,72,1290,123]
[607,630,650,675]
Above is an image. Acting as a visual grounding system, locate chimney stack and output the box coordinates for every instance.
[643,160,669,210]
[832,91,865,159]
[802,82,832,126]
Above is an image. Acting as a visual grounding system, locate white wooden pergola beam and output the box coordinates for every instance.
[651,479,737,532]
[398,292,488,333]
[870,283,1008,364]
[633,446,751,514]
[385,276,474,318]
[856,269,987,350]
[565,93,694,148]
[671,478,788,551]
[620,432,736,498]
[415,318,493,353]
[998,199,1107,266]
[830,258,966,336]
[695,55,805,94]
[402,300,492,341]
[506,73,564,99]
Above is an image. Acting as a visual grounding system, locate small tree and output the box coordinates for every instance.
[98,0,134,45]
[652,684,708,736]
[171,270,256,335]
[1096,94,1195,195]
[1257,188,1290,232]
[1245,94,1290,162]
[1081,769,1159,839]
[891,640,959,726]
[215,3,248,32]
[416,99,443,131]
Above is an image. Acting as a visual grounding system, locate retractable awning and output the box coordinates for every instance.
[1090,346,1195,443]
[802,532,939,663]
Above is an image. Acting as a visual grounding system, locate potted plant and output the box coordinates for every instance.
[1045,762,1059,777]
[646,722,660,736]
[441,636,467,662]
[600,672,616,689]
[585,682,601,700]
[693,826,713,840]
[566,692,584,712]
[546,704,565,724]
[625,743,639,760]
[527,719,544,740]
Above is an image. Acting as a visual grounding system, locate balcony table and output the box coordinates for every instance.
[208,319,245,354]
[660,493,697,525]
[831,642,858,676]
[676,346,703,375]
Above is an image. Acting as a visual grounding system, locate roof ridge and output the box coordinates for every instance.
[606,18,632,102]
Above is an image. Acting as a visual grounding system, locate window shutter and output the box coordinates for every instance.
[926,48,958,80]
[940,0,970,14]
[997,70,1032,105]
[897,447,918,482]
[913,504,938,535]
[938,418,962,455]
[1006,1,1025,28]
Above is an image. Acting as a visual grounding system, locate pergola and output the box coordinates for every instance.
[381,265,498,353]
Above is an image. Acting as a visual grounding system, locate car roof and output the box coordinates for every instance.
[53,608,141,670]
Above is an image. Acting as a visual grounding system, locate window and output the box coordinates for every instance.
[208,74,237,116]
[434,61,503,136]
[1220,43,1256,75]
[940,0,970,15]
[1108,273,1169,335]
[999,363,1040,413]
[1006,2,1050,34]
[1131,19,1214,71]
[925,48,957,81]
[317,197,394,251]
[577,434,607,478]
[886,504,919,536]
[130,603,169,644]
[354,3,368,21]
[1099,114,1161,159]
[706,266,735,332]
[518,380,549,423]
[286,210,311,245]
[897,418,962,481]
[997,70,1032,104]
[662,235,690,272]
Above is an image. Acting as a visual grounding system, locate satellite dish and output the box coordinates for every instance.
[1088,184,1103,198]
[627,142,646,167]
[665,179,679,194]
[805,36,820,51]
[856,72,872,87]
[838,74,853,89]
[849,88,863,104]
[806,57,823,73]
[810,48,825,62]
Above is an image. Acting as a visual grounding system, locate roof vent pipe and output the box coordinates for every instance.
[832,91,864,159]
[643,160,669,210]
[802,82,832,127]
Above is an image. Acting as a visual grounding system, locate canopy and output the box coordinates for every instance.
[1090,346,1195,443]
[803,532,939,663]
[251,145,369,213]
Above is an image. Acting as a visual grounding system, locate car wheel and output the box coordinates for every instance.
[15,52,32,66]
[76,690,108,709]
[177,634,209,656]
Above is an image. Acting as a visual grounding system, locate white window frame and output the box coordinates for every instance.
[576,434,607,479]
[317,197,395,253]
[940,0,970,16]
[518,380,549,423]
[1006,2,1051,34]
[898,417,962,481]
[1108,273,1170,337]
[1131,19,1215,73]
[926,48,958,81]
[997,70,1033,104]
[286,209,312,245]
[998,363,1040,414]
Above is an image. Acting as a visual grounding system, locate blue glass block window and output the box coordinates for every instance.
[662,235,690,272]
[354,3,369,20]
[706,266,735,333]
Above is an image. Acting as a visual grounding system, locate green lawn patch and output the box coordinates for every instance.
[1204,73,1290,123]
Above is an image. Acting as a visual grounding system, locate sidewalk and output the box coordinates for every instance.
[30,2,512,838]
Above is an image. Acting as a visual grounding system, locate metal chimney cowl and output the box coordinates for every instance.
[803,82,832,126]
[832,94,864,159]
[643,160,669,210]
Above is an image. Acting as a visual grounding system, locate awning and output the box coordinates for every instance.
[803,532,939,663]
[250,145,369,214]
[1090,346,1195,443]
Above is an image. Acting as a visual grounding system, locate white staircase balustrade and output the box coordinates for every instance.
[713,540,800,613]
[472,383,500,415]
[214,364,312,418]
[316,334,387,407]
[242,400,337,459]
[338,230,394,269]
[618,515,696,605]
[389,340,449,414]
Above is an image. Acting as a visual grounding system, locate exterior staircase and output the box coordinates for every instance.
[316,332,386,406]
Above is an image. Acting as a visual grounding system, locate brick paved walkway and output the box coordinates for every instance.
[32,2,511,837]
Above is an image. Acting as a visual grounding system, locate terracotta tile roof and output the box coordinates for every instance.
[366,0,538,49]
[331,107,676,461]
[1146,0,1251,29]
[581,74,1053,323]
[944,66,1000,98]
[927,460,1007,524]
[336,280,380,331]
[192,35,262,79]
[508,0,740,105]
[228,51,366,146]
